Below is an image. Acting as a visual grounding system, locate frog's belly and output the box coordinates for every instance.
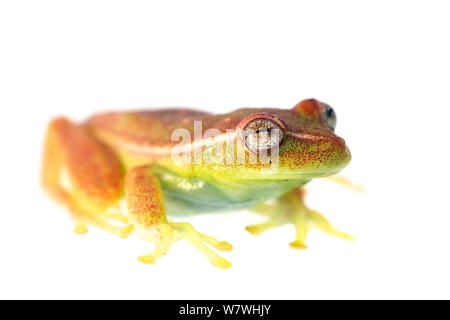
[163,191,256,217]
[160,178,308,217]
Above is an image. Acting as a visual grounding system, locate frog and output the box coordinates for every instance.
[41,98,353,268]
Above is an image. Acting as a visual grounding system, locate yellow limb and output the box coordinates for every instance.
[247,188,354,249]
[126,165,232,268]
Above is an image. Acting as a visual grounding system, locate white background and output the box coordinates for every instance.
[1,1,449,299]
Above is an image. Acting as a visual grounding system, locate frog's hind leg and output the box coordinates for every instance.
[247,188,353,249]
[41,118,132,238]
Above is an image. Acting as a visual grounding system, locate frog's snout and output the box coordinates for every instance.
[307,133,351,172]
[336,140,352,173]
[342,143,352,166]
[326,135,351,169]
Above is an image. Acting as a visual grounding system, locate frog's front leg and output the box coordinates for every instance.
[247,188,354,249]
[125,165,233,268]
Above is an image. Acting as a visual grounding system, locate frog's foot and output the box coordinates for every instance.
[287,207,354,249]
[126,165,233,268]
[72,213,134,239]
[44,184,133,239]
[245,215,287,236]
[138,222,232,269]
[247,188,353,249]
[104,210,129,224]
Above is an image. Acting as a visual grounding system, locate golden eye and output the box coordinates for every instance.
[242,118,283,154]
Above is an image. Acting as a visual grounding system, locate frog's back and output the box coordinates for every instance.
[87,107,293,156]
[87,109,212,152]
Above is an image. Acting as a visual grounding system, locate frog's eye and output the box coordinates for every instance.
[242,118,283,154]
[321,103,337,131]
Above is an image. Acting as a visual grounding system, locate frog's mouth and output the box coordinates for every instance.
[246,167,346,181]
[256,142,351,179]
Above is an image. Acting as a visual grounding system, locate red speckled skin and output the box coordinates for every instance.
[41,99,352,268]
[86,99,350,180]
[42,118,123,212]
[125,165,167,229]
[88,109,211,151]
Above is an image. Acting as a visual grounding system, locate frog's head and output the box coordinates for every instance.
[226,99,351,180]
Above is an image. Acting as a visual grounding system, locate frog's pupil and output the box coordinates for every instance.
[255,128,272,134]
[326,107,334,118]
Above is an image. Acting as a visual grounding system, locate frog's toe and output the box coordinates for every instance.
[119,224,134,239]
[198,232,233,251]
[72,215,133,239]
[248,189,353,249]
[245,218,286,235]
[307,209,355,241]
[213,257,232,269]
[172,222,232,268]
[138,254,158,264]
[104,211,129,224]
[137,222,232,268]
[73,223,88,235]
[288,240,308,250]
[288,207,354,249]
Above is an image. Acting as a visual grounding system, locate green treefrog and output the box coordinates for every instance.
[41,98,352,268]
